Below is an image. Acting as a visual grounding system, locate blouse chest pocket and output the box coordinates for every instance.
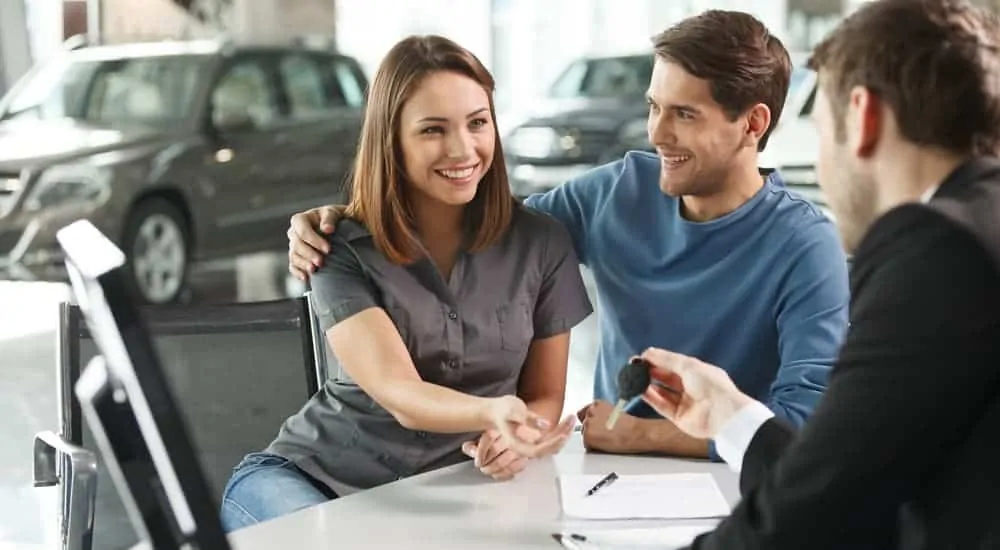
[497,301,534,354]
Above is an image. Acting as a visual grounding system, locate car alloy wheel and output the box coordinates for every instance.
[131,212,187,304]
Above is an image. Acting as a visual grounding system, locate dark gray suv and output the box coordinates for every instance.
[0,38,366,303]
[503,53,654,198]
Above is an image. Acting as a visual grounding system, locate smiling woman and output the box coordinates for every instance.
[398,72,496,238]
[345,35,514,265]
[218,35,594,532]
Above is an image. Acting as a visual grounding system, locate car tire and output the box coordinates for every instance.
[121,197,190,305]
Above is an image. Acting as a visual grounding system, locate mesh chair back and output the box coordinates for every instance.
[58,297,320,550]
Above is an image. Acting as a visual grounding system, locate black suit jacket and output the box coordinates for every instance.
[687,159,1000,550]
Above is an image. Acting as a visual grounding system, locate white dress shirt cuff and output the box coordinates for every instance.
[714,401,775,473]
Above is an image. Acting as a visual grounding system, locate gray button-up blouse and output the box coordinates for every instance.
[265,205,593,494]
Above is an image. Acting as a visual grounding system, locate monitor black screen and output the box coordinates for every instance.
[58,219,231,550]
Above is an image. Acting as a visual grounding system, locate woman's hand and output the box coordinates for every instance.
[461,428,529,481]
[482,396,575,459]
[462,414,575,480]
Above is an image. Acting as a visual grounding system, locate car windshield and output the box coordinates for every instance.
[1,53,205,128]
[548,55,653,99]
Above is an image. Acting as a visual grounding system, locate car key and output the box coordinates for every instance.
[605,358,652,430]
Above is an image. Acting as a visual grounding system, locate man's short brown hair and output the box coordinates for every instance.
[345,35,514,264]
[809,0,1000,156]
[652,10,792,151]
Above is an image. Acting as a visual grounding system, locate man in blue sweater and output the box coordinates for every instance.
[286,12,848,464]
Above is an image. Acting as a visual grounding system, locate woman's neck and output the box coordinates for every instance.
[411,194,463,239]
[410,194,466,278]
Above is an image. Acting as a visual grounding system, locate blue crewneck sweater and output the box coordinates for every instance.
[525,151,849,449]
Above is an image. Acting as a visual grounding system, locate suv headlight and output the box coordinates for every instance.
[0,175,21,193]
[23,165,112,212]
[507,126,562,158]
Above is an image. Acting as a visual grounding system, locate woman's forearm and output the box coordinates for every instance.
[380,379,495,433]
[515,333,572,431]
[327,309,502,434]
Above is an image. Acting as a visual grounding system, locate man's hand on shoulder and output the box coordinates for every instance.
[287,205,347,280]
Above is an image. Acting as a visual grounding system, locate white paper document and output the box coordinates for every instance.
[553,523,718,549]
[558,473,730,520]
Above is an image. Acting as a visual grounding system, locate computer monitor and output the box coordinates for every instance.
[57,219,231,550]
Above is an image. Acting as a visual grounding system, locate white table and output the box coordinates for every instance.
[226,435,739,549]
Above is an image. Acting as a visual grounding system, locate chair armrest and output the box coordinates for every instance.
[33,431,95,486]
[305,291,330,391]
[33,430,98,550]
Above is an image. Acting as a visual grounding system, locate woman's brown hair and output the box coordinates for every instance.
[345,34,515,264]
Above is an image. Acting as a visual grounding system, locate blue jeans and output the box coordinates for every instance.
[220,452,338,532]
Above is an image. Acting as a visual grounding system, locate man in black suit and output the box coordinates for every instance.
[637,1,1000,549]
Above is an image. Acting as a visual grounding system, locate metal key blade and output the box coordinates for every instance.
[605,398,628,430]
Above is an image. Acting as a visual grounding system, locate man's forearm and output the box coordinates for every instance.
[638,418,710,458]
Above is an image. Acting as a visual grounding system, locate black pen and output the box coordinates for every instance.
[552,533,589,550]
[585,471,619,497]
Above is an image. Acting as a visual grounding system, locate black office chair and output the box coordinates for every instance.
[32,294,330,550]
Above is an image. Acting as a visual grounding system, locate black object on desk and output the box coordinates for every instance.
[619,358,652,398]
[606,358,653,429]
[585,471,620,497]
[552,532,592,550]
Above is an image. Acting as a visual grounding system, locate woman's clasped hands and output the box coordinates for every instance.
[461,395,576,481]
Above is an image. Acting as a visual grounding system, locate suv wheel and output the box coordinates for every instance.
[122,198,190,304]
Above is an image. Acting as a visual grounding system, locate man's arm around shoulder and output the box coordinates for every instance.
[522,159,624,265]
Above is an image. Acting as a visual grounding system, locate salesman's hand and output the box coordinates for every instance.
[639,348,756,440]
[287,205,347,280]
